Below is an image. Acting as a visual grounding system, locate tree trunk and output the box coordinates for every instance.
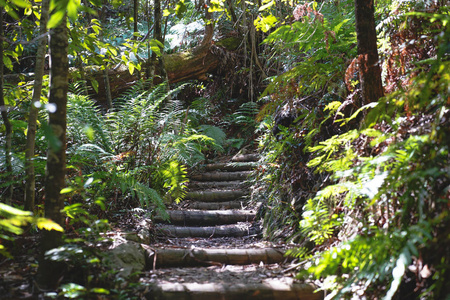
[354,0,384,105]
[3,31,238,104]
[100,0,113,109]
[152,248,286,267]
[0,8,13,205]
[36,15,69,289]
[24,0,49,212]
[154,209,255,225]
[152,0,169,86]
[133,0,138,39]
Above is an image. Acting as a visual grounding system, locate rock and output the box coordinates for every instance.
[104,241,146,278]
[138,227,151,244]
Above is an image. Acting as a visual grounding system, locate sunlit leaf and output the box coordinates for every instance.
[60,187,76,194]
[10,0,31,8]
[91,79,99,93]
[0,203,32,217]
[90,287,109,294]
[47,9,65,28]
[36,218,64,232]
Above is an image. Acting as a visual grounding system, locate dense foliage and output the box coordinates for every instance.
[253,1,449,299]
[0,0,448,298]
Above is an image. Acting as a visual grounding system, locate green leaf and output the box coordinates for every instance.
[60,187,76,194]
[90,287,110,295]
[91,79,99,93]
[67,0,80,21]
[47,10,65,29]
[35,218,64,232]
[0,203,32,217]
[259,0,274,11]
[128,62,135,75]
[10,0,31,8]
[254,15,278,32]
[3,56,13,71]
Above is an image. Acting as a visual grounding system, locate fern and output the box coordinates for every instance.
[67,94,112,153]
[300,199,340,245]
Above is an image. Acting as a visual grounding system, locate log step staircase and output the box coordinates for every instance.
[147,153,323,300]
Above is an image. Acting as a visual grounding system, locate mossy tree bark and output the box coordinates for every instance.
[36,15,69,289]
[0,8,13,204]
[354,0,384,105]
[24,0,49,212]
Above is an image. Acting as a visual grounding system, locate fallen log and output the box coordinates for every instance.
[156,224,260,238]
[147,282,323,300]
[154,210,255,225]
[204,162,258,172]
[186,200,246,210]
[152,248,286,267]
[3,43,229,103]
[190,171,252,182]
[186,190,247,202]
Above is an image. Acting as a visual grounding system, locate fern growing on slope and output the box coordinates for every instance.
[65,81,226,212]
[295,26,450,299]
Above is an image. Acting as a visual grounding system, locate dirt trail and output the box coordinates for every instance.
[144,154,323,300]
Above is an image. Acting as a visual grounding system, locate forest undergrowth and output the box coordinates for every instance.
[0,0,449,299]
[252,1,449,299]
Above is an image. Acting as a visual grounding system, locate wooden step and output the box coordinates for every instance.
[186,190,247,202]
[156,224,261,238]
[147,282,323,300]
[204,162,258,172]
[231,153,259,162]
[154,210,256,226]
[190,171,252,182]
[188,180,248,190]
[185,200,246,210]
[151,248,286,268]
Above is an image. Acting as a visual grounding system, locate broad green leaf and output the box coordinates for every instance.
[91,79,99,93]
[60,187,76,194]
[10,0,31,8]
[0,203,32,217]
[128,62,135,75]
[259,0,274,11]
[67,0,80,21]
[47,9,65,28]
[3,56,13,71]
[90,287,110,295]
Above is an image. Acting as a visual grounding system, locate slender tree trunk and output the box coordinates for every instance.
[100,0,113,109]
[152,0,169,85]
[133,0,138,39]
[102,68,113,109]
[354,0,384,105]
[36,15,69,289]
[24,0,50,211]
[146,0,152,80]
[0,8,13,205]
